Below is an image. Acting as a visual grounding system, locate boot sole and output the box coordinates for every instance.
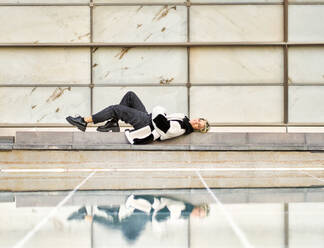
[66,117,86,132]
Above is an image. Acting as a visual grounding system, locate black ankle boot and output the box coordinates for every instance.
[66,116,87,132]
[67,206,88,221]
[97,120,120,132]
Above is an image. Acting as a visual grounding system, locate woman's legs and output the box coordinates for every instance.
[85,91,150,128]
[119,91,148,114]
[91,104,151,130]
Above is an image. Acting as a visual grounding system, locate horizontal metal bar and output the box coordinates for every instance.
[0,2,285,7]
[288,42,324,46]
[0,84,186,87]
[191,83,284,86]
[210,123,324,127]
[94,83,187,87]
[0,2,185,7]
[289,2,324,5]
[3,83,324,88]
[0,3,89,6]
[94,2,186,6]
[0,42,286,47]
[289,83,324,86]
[0,83,287,87]
[0,1,323,7]
[1,123,324,128]
[0,84,89,87]
[1,42,324,48]
[191,2,283,5]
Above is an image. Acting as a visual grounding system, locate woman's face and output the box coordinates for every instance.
[190,207,207,218]
[190,118,206,131]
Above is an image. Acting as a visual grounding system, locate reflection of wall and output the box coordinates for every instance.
[93,210,188,248]
[0,203,91,248]
[191,203,285,248]
[2,201,324,248]
[0,1,324,126]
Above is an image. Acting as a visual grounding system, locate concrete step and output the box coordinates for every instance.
[7,131,324,151]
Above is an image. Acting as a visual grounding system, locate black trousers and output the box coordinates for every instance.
[92,91,152,130]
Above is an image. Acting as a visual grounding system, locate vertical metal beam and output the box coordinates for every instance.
[187,0,191,118]
[91,205,94,248]
[284,203,289,248]
[90,1,94,116]
[283,0,289,125]
[188,217,191,248]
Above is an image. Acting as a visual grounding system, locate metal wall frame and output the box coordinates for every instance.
[0,1,324,127]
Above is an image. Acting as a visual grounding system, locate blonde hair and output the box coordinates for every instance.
[199,118,210,133]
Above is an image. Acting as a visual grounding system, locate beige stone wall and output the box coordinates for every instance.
[0,1,323,125]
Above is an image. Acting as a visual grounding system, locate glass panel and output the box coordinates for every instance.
[2,188,324,248]
[289,5,324,42]
[0,87,90,123]
[93,47,187,85]
[190,203,284,247]
[290,203,324,247]
[93,87,188,115]
[289,86,324,123]
[0,7,90,43]
[0,203,91,248]
[0,48,90,85]
[93,6,187,42]
[288,47,324,84]
[190,47,283,84]
[190,5,283,42]
[93,205,188,247]
[190,86,283,123]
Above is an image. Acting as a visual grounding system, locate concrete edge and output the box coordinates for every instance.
[4,132,324,151]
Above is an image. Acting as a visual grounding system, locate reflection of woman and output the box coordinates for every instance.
[68,195,209,244]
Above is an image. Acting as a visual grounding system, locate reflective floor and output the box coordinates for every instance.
[1,186,324,248]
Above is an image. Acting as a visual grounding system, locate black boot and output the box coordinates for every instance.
[67,206,88,221]
[96,119,120,132]
[66,116,87,132]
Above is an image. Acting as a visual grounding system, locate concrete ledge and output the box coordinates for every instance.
[11,188,324,207]
[0,136,14,150]
[6,131,324,151]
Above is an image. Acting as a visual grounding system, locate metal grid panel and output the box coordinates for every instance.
[0,1,323,127]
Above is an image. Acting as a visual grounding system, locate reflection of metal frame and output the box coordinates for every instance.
[1,1,324,128]
[1,1,324,7]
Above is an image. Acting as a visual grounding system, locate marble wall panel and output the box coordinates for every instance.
[0,87,90,123]
[190,86,283,123]
[190,204,284,248]
[190,5,283,42]
[93,6,187,42]
[288,47,324,84]
[289,86,324,123]
[1,0,89,3]
[0,7,90,43]
[289,203,324,248]
[191,0,282,2]
[0,48,90,85]
[93,87,188,116]
[190,47,283,84]
[289,5,324,42]
[93,47,187,85]
[94,0,179,3]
